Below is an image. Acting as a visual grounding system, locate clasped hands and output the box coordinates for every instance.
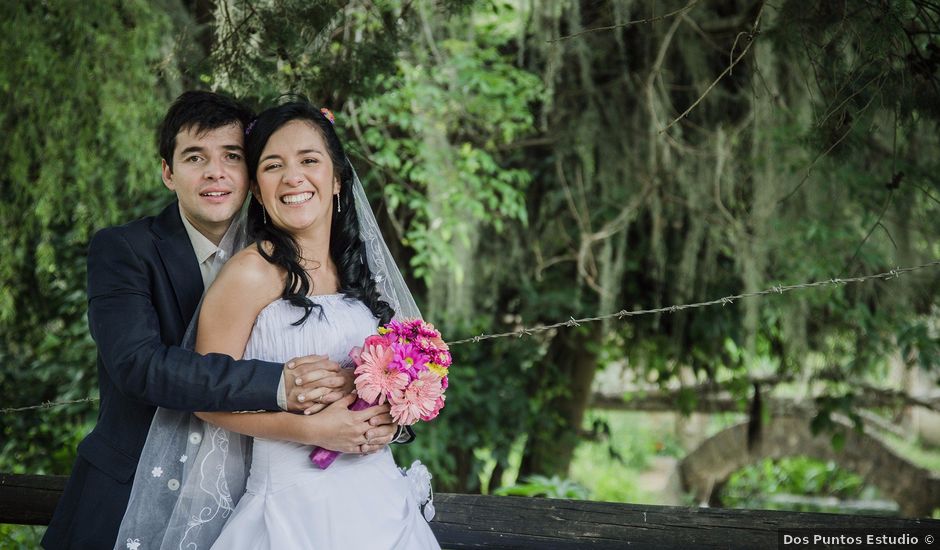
[283,355,395,454]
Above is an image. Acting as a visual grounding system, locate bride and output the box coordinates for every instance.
[115,101,440,549]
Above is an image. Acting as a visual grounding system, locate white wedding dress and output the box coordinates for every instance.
[209,295,440,550]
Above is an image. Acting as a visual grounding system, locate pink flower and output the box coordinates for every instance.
[430,335,448,351]
[441,376,449,390]
[390,371,444,425]
[420,396,446,421]
[364,334,391,349]
[354,343,408,405]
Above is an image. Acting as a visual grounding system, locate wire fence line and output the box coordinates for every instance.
[3,259,939,415]
[1,397,100,414]
[447,259,940,345]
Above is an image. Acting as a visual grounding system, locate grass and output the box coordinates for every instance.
[566,408,940,515]
[569,410,688,504]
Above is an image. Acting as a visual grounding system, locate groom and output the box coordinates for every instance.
[42,91,400,549]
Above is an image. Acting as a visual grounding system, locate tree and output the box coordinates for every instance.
[3,0,938,506]
[212,0,940,488]
[0,0,196,475]
[508,0,940,477]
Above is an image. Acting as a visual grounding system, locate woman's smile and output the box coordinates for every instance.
[281,191,314,205]
[254,119,340,236]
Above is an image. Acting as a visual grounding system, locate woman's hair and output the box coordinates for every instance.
[244,101,394,326]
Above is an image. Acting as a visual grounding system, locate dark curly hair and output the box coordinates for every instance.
[244,101,394,326]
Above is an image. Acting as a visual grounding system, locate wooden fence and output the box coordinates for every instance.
[3,473,939,549]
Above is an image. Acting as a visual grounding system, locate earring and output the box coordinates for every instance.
[335,193,341,213]
[262,207,267,225]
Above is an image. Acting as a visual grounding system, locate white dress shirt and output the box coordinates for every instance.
[179,205,288,410]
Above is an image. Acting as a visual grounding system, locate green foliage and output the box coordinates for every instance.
[2,1,939,513]
[209,0,472,103]
[722,457,874,512]
[569,410,684,504]
[211,1,398,101]
[0,524,45,550]
[352,21,540,282]
[494,474,590,499]
[0,1,181,474]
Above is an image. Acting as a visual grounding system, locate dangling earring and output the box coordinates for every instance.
[262,206,268,225]
[335,193,341,213]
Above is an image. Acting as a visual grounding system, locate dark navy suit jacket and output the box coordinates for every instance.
[42,202,283,549]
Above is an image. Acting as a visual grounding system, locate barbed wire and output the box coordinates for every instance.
[549,0,701,43]
[3,260,939,414]
[446,259,940,345]
[1,397,99,414]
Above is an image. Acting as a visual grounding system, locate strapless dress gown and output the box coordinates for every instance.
[209,296,440,550]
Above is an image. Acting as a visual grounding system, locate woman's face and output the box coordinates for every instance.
[254,120,339,237]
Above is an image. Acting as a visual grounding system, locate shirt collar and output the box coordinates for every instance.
[178,204,220,265]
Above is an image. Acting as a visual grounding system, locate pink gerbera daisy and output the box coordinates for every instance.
[421,396,446,422]
[390,371,444,425]
[354,343,409,405]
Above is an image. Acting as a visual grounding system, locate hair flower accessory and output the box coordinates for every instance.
[320,107,336,125]
[244,118,257,136]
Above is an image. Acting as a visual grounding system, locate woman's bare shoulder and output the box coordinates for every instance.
[208,244,283,307]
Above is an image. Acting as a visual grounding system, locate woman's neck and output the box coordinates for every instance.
[295,232,339,289]
[295,232,329,266]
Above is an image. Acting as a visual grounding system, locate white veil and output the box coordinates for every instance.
[114,167,427,550]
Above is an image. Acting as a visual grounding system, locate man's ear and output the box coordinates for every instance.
[161,159,175,191]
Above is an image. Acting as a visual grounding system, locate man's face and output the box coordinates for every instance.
[161,123,249,243]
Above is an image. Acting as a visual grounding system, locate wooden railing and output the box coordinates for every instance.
[3,473,939,549]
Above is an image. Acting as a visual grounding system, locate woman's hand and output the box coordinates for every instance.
[301,393,393,453]
[360,411,397,454]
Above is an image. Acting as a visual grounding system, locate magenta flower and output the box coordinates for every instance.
[389,341,429,380]
[418,323,440,338]
[416,336,433,353]
[385,319,417,342]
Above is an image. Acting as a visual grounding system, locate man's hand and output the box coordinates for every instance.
[283,355,356,414]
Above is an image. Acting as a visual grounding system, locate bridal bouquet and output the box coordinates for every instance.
[309,319,450,468]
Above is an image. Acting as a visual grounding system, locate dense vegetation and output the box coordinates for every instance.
[2,2,939,544]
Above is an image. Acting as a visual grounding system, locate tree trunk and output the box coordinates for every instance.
[519,325,602,478]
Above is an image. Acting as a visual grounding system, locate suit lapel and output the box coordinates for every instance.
[152,202,204,326]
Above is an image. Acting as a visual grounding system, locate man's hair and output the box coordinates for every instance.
[158,91,254,171]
